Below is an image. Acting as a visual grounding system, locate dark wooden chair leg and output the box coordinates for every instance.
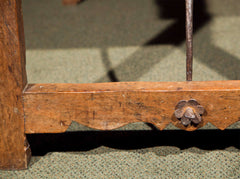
[62,0,83,5]
[0,0,31,170]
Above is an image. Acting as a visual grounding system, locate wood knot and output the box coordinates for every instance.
[174,99,205,126]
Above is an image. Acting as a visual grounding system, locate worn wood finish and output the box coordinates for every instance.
[23,81,240,133]
[0,0,31,169]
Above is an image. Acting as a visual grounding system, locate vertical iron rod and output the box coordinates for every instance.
[186,0,193,81]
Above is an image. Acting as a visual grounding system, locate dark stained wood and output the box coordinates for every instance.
[0,0,31,170]
[23,81,240,133]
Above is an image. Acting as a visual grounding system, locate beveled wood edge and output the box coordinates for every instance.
[24,80,240,93]
[23,80,240,133]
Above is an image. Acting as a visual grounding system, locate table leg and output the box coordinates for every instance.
[0,0,31,170]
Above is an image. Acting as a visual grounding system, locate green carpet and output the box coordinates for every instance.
[1,0,240,178]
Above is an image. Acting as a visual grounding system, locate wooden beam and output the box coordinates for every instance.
[23,81,240,133]
[0,0,31,170]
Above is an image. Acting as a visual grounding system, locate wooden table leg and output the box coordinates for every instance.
[0,0,31,170]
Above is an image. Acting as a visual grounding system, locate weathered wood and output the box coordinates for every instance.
[0,0,31,170]
[24,81,240,133]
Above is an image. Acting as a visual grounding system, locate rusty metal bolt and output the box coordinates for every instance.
[174,99,205,126]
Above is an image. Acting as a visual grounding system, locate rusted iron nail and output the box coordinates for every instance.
[174,99,204,126]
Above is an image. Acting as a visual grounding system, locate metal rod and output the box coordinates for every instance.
[186,0,193,81]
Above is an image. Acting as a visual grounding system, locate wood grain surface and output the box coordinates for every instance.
[24,81,240,133]
[0,0,30,169]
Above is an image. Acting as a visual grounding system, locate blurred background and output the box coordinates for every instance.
[24,0,240,83]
